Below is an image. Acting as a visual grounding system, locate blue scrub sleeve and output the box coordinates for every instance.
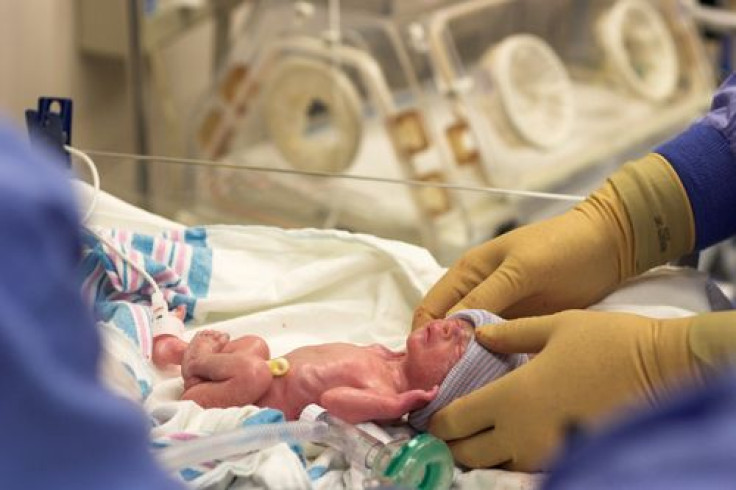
[543,370,736,489]
[656,73,736,250]
[0,122,182,489]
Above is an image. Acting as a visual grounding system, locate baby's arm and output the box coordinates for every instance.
[181,354,273,408]
[320,386,438,424]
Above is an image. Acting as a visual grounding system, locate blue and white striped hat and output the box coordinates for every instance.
[408,309,528,431]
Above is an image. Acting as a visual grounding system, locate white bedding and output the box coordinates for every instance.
[84,186,727,490]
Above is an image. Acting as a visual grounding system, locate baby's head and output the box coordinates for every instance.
[407,310,528,431]
[404,317,474,390]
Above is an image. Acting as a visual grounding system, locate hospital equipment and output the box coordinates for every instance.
[597,0,680,101]
[681,0,736,33]
[481,33,575,148]
[77,0,252,196]
[300,404,454,490]
[181,0,713,263]
[26,99,154,312]
[157,403,454,490]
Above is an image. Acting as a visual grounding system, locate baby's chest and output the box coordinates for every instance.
[302,357,392,390]
[339,358,391,385]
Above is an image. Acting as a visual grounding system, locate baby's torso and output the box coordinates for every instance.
[257,343,399,419]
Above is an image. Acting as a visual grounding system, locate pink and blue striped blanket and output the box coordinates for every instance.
[80,227,212,363]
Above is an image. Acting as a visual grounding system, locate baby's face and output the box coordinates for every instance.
[405,317,474,390]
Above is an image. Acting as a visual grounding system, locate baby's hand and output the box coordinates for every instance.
[397,386,439,413]
[189,330,230,352]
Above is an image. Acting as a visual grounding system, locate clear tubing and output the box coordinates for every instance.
[156,420,329,471]
[79,149,585,203]
[314,411,388,473]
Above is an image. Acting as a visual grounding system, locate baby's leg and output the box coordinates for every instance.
[181,330,230,389]
[221,335,270,359]
[181,332,273,408]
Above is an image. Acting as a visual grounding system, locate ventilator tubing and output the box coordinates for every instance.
[156,420,329,471]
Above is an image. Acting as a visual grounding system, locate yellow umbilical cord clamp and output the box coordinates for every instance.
[268,357,290,377]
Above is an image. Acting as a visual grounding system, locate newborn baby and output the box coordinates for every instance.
[153,310,526,425]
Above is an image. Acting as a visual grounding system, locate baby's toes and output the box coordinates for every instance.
[189,330,228,355]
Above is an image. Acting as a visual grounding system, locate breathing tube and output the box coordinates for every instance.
[157,404,455,490]
[157,420,329,470]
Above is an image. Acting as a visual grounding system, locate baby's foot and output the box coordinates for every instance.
[189,330,230,354]
[182,330,230,382]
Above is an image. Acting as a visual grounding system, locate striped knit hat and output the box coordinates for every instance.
[408,309,528,431]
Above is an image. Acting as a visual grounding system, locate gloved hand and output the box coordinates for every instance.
[429,309,736,471]
[412,154,694,329]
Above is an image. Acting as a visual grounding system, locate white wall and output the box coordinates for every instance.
[0,0,217,204]
[0,0,132,149]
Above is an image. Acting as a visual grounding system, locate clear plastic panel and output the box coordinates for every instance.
[174,0,713,263]
[421,0,713,188]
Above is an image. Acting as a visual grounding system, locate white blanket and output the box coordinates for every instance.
[85,186,727,490]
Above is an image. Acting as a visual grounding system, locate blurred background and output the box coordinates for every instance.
[4,0,736,283]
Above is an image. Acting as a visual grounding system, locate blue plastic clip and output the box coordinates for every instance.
[25,97,73,167]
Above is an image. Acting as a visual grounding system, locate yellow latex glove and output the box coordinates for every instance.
[429,309,736,472]
[412,154,694,329]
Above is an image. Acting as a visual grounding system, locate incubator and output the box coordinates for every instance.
[175,0,714,263]
[157,404,454,490]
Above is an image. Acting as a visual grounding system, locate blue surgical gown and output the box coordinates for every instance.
[544,371,736,489]
[0,121,181,489]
